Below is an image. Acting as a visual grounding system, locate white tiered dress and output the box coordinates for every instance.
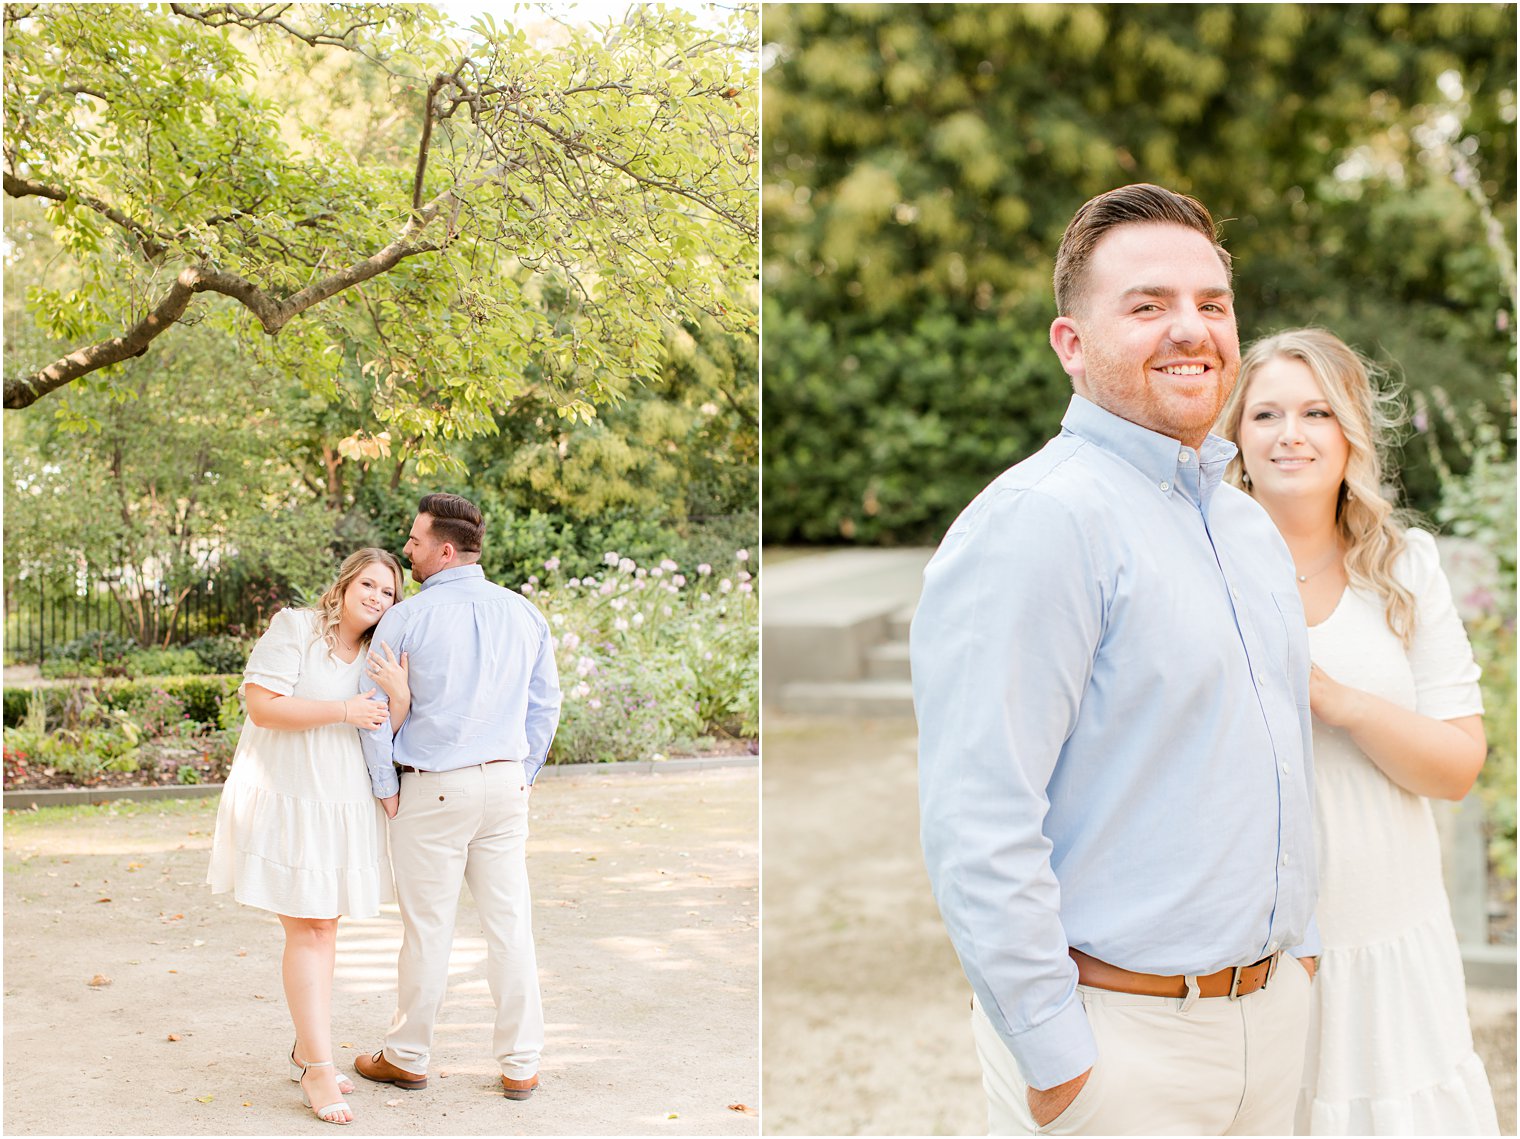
[1296,529,1498,1135]
[207,608,392,919]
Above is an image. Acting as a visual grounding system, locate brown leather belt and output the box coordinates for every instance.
[1070,947,1280,1000]
[397,759,518,774]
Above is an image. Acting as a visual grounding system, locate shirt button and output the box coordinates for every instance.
[1267,941,1279,954]
[1159,481,1170,492]
[1281,762,1290,775]
[1231,588,1241,601]
[1179,451,1190,463]
[1281,853,1290,867]
[1256,672,1268,686]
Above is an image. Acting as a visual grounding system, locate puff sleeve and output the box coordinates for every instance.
[1400,529,1484,721]
[239,608,311,698]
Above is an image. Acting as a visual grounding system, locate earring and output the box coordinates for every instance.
[1241,470,1252,489]
[1343,484,1355,501]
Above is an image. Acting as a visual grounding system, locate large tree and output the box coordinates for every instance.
[4,2,757,470]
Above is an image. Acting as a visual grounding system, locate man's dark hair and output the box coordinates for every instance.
[1053,183,1231,317]
[418,492,484,554]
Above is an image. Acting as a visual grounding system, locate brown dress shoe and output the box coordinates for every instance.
[501,1073,539,1100]
[354,1049,427,1090]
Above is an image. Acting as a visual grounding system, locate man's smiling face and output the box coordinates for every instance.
[1050,222,1240,449]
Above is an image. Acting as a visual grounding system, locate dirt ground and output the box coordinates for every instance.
[761,716,1518,1137]
[3,764,758,1136]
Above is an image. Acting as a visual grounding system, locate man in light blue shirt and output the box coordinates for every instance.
[354,492,560,1102]
[913,185,1319,1135]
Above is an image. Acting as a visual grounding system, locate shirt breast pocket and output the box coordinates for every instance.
[1270,589,1311,707]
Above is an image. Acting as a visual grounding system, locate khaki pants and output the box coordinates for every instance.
[383,762,542,1079]
[973,958,1313,1135]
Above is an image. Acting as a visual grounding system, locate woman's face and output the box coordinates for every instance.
[1237,355,1351,510]
[342,561,400,630]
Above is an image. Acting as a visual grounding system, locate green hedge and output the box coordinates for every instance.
[4,675,241,730]
[762,298,1068,545]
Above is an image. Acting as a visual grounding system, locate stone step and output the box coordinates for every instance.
[763,548,933,688]
[864,640,912,681]
[774,679,916,718]
[887,603,916,642]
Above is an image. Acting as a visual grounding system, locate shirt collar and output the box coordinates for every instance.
[1060,394,1237,507]
[419,563,485,590]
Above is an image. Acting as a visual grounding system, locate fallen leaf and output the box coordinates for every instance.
[127,862,143,872]
[235,948,248,957]
[167,1033,181,1041]
[242,1101,252,1107]
[167,969,177,974]
[666,1111,679,1119]
[88,974,111,987]
[95,897,112,904]
[728,1103,756,1115]
[195,1095,213,1104]
[192,939,205,948]
[385,1099,403,1107]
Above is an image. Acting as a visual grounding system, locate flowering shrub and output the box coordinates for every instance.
[532,548,757,765]
[1418,387,1517,893]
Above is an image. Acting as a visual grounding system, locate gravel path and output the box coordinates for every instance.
[4,765,759,1136]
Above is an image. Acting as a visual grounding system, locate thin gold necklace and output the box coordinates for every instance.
[1294,546,1341,583]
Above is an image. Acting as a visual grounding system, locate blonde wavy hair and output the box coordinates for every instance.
[1216,328,1417,645]
[311,548,406,656]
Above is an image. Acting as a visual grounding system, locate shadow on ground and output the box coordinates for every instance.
[4,766,758,1136]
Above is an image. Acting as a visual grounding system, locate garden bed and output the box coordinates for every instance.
[3,745,223,793]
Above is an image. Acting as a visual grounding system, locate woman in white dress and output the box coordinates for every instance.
[1216,328,1498,1135]
[208,548,410,1125]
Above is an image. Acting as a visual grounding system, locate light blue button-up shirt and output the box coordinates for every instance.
[358,564,562,797]
[912,395,1318,1091]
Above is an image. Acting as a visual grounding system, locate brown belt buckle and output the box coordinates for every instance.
[1228,953,1277,1001]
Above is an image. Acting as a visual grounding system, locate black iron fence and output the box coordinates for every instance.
[3,573,278,663]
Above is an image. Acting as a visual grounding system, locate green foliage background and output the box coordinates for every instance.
[4,4,758,653]
[761,3,1516,544]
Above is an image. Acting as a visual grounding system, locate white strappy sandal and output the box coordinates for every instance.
[290,1043,355,1095]
[294,1056,353,1126]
